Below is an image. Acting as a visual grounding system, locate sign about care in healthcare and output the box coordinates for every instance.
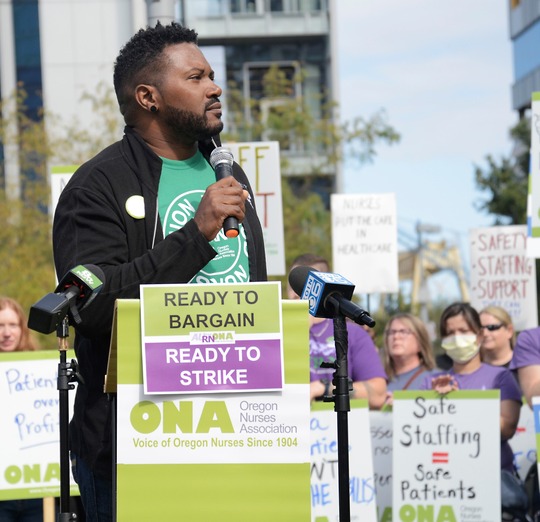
[0,351,78,500]
[310,401,377,522]
[392,391,501,522]
[140,282,284,394]
[331,193,399,294]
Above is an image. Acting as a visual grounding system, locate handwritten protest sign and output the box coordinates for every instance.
[311,401,377,522]
[370,411,393,522]
[393,390,501,522]
[226,141,285,275]
[0,351,78,500]
[512,401,537,481]
[140,282,283,394]
[527,93,540,257]
[331,193,398,294]
[470,225,538,330]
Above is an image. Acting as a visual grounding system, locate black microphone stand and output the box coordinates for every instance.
[320,295,352,522]
[56,316,82,521]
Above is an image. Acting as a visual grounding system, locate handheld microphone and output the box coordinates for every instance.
[28,264,105,334]
[288,265,376,328]
[209,147,240,239]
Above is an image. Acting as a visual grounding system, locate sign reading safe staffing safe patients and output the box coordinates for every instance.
[392,391,501,522]
[140,282,283,394]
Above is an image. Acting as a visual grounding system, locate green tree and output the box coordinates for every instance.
[0,86,122,347]
[474,117,530,225]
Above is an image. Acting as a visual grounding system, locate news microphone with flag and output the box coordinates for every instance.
[209,146,240,239]
[28,264,105,334]
[288,265,376,328]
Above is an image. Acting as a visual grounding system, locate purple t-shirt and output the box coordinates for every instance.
[510,327,540,370]
[309,319,387,382]
[420,363,522,471]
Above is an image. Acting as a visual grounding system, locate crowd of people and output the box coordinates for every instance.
[3,17,540,522]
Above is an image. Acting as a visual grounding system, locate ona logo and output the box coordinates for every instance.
[399,504,456,522]
[5,463,60,484]
[130,400,234,434]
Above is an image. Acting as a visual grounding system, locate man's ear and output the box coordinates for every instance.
[135,84,158,112]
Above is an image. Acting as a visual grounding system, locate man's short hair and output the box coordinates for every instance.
[113,21,198,116]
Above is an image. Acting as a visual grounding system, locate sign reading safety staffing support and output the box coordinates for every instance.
[392,391,501,522]
[140,282,283,394]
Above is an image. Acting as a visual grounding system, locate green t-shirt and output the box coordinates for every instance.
[158,151,249,284]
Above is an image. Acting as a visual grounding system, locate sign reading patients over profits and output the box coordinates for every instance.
[140,282,284,394]
[331,193,398,294]
[0,351,78,500]
[469,225,537,331]
[392,391,501,522]
[225,141,286,276]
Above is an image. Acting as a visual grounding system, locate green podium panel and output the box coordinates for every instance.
[110,297,311,521]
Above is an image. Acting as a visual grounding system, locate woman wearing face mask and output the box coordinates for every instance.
[421,302,521,473]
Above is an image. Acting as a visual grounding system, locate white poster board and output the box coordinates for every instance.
[393,390,501,522]
[469,225,538,331]
[511,402,537,481]
[0,351,78,500]
[370,411,393,522]
[311,401,377,522]
[331,193,398,294]
[527,92,540,257]
[224,141,285,276]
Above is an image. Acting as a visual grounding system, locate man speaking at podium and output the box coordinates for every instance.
[52,22,266,522]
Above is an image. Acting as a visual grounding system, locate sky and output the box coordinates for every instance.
[334,0,517,295]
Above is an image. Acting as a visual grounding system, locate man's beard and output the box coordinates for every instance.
[162,105,223,141]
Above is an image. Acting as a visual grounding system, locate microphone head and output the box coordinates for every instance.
[55,264,105,310]
[288,265,314,297]
[210,147,234,169]
[288,265,355,318]
[28,265,106,334]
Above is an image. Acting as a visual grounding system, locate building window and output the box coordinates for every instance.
[230,0,257,13]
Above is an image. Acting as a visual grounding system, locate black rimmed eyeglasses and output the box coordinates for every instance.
[481,324,505,331]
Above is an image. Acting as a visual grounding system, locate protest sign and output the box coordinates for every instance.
[393,390,501,522]
[527,92,540,257]
[0,351,78,500]
[470,225,537,330]
[331,193,398,294]
[370,410,393,522]
[140,282,283,394]
[226,141,285,275]
[311,400,377,522]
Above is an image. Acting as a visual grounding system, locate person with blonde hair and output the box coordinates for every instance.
[382,312,436,393]
[479,305,515,368]
[0,296,42,521]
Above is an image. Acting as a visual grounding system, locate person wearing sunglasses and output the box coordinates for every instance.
[381,313,437,403]
[479,306,516,368]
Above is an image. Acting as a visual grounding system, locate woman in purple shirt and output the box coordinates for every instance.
[421,302,521,472]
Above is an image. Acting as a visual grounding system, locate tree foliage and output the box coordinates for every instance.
[474,117,530,225]
[0,86,122,347]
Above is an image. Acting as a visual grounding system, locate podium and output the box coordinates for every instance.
[106,294,311,521]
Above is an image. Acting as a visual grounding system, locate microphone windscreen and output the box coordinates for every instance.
[288,265,315,297]
[209,147,234,169]
[82,264,105,285]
